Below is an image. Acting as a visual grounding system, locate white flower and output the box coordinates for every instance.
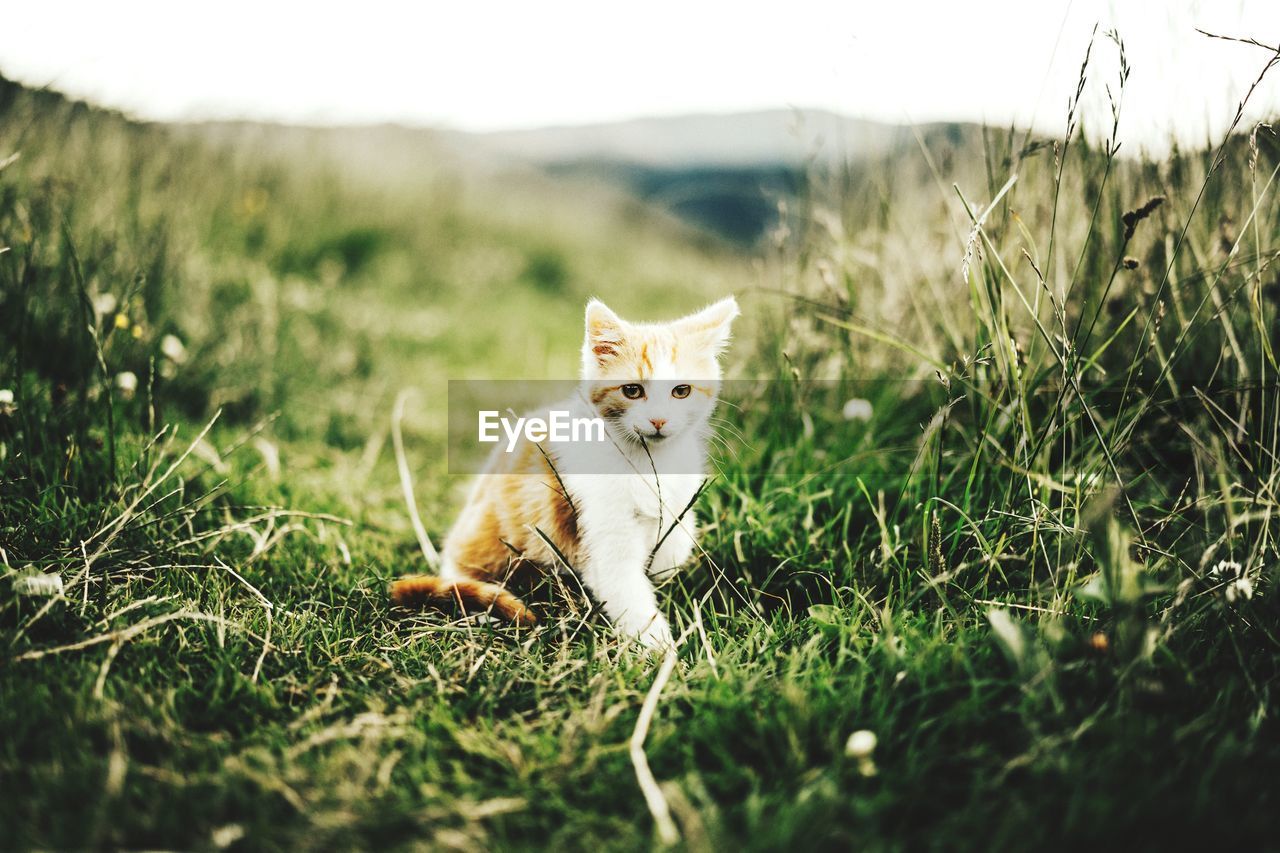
[1211,560,1259,604]
[1226,577,1254,603]
[211,824,245,849]
[114,371,138,399]
[842,398,874,421]
[1209,560,1242,579]
[0,389,12,404]
[91,292,118,316]
[844,729,878,776]
[845,729,877,757]
[160,334,187,364]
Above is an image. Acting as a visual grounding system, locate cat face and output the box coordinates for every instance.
[581,297,739,445]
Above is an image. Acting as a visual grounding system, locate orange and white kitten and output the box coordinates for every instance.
[391,296,739,647]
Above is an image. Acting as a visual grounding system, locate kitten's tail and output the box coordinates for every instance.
[389,575,536,626]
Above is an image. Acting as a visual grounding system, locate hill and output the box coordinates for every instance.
[470,110,993,244]
[468,108,905,167]
[182,110,996,246]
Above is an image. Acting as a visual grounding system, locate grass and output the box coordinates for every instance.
[2,28,1280,851]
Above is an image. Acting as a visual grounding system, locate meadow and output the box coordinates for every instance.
[2,29,1280,850]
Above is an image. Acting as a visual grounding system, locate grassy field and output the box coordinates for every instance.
[3,30,1280,851]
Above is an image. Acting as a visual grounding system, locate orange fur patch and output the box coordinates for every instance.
[639,343,653,377]
[590,385,622,404]
[389,575,536,626]
[434,426,584,594]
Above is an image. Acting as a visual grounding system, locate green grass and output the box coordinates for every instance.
[3,32,1280,852]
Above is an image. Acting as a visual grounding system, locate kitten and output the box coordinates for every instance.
[390,296,739,646]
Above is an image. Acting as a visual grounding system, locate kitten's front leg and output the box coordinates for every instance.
[577,514,673,648]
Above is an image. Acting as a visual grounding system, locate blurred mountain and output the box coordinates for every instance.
[467,109,905,168]
[456,110,985,245]
[182,110,989,247]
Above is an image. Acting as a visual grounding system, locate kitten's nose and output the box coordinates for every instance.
[649,418,667,432]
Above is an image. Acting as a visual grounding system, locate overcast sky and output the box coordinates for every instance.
[2,1,1278,152]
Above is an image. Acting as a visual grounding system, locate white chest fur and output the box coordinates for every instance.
[556,436,705,646]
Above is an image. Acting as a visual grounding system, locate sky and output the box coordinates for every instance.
[1,1,1278,152]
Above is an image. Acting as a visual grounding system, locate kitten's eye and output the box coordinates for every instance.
[621,384,645,399]
[671,384,692,399]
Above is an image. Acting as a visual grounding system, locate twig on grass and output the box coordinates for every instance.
[630,623,697,847]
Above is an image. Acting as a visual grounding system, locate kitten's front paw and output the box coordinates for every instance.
[639,617,675,649]
[618,612,674,649]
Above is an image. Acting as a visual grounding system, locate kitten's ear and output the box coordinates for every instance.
[584,298,625,365]
[676,296,740,354]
